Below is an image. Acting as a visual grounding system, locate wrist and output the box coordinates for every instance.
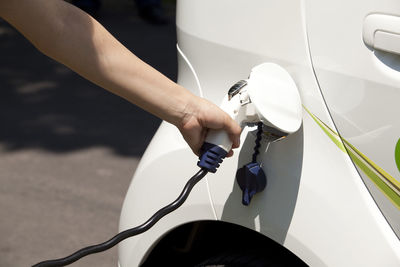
[165,85,198,128]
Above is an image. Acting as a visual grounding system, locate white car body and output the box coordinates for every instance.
[118,1,400,266]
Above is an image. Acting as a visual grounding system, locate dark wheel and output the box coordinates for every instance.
[194,249,285,267]
[141,221,308,267]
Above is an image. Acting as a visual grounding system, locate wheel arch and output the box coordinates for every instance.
[141,220,307,266]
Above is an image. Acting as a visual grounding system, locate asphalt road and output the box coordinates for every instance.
[0,2,177,266]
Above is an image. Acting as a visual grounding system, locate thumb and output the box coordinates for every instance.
[223,115,242,148]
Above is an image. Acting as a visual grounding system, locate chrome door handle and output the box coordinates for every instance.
[363,14,400,55]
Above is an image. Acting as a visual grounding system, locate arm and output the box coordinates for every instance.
[0,0,241,155]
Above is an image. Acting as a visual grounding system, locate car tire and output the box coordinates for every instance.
[194,249,284,267]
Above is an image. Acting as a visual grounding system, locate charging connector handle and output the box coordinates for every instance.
[197,142,228,173]
[197,80,250,173]
[32,168,208,267]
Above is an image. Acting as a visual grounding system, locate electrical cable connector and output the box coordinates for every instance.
[197,142,228,173]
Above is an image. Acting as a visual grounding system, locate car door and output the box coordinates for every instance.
[304,0,400,237]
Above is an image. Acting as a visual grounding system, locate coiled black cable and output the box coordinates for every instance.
[33,168,209,267]
[251,122,263,163]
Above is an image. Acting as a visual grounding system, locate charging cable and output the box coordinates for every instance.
[33,119,229,267]
[33,168,209,267]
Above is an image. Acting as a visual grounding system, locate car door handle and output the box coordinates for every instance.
[363,14,400,56]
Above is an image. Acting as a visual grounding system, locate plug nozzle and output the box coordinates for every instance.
[197,143,228,173]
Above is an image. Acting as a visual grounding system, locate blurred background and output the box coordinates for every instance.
[0,0,177,266]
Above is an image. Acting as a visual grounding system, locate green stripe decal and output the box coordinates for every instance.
[303,107,346,152]
[343,139,400,191]
[304,107,400,210]
[345,143,400,209]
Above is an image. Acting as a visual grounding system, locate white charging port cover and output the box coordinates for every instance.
[247,63,302,134]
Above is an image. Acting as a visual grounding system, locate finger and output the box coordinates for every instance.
[229,133,240,149]
[180,119,206,156]
[190,131,205,156]
[226,149,234,158]
[195,128,208,155]
[223,115,242,138]
[223,115,241,149]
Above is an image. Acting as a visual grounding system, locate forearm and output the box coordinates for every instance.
[0,0,192,126]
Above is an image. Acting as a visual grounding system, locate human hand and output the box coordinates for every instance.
[178,95,242,157]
